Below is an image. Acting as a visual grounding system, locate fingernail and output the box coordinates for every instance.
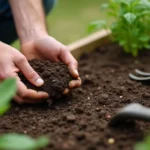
[36,78,44,86]
[74,69,79,76]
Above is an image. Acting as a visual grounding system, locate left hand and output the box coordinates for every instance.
[21,35,81,94]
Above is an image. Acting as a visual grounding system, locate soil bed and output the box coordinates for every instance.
[1,43,150,150]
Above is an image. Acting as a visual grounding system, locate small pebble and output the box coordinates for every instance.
[95,108,100,111]
[85,74,89,78]
[97,86,101,90]
[66,114,76,122]
[142,92,150,99]
[106,114,111,119]
[99,110,106,117]
[108,138,115,144]
[111,69,115,73]
[87,102,91,106]
[23,130,27,134]
[101,93,109,99]
[119,96,123,99]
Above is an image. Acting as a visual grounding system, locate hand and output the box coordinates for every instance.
[21,35,81,94]
[0,42,49,104]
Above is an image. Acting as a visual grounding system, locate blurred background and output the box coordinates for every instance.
[12,0,107,48]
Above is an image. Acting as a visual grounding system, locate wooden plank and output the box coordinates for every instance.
[67,29,111,59]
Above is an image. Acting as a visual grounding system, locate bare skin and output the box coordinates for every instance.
[0,0,81,104]
[0,42,49,104]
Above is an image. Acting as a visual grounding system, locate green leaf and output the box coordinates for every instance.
[135,143,150,150]
[132,49,138,57]
[89,0,150,56]
[88,20,107,33]
[120,0,131,6]
[134,135,150,150]
[0,104,10,115]
[139,0,150,8]
[144,44,150,49]
[119,40,127,46]
[36,136,49,148]
[0,78,17,115]
[101,3,109,10]
[0,133,49,150]
[138,35,150,42]
[123,13,137,24]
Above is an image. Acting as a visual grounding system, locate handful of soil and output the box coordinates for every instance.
[19,59,73,104]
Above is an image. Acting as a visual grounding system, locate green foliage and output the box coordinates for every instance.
[88,20,107,33]
[88,0,150,56]
[0,79,49,150]
[134,135,150,150]
[0,78,17,115]
[0,133,49,150]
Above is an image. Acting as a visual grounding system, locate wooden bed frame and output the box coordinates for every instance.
[67,29,111,59]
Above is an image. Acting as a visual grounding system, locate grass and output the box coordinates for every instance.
[12,0,107,48]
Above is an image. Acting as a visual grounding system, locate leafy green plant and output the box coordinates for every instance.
[134,135,150,150]
[88,0,150,56]
[0,78,17,115]
[0,133,49,150]
[0,78,49,150]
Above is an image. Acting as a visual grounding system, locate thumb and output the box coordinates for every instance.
[15,55,44,87]
[60,46,79,78]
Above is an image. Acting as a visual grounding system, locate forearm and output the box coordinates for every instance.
[9,0,48,44]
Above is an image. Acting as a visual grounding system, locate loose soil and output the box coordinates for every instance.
[19,60,72,105]
[1,43,150,150]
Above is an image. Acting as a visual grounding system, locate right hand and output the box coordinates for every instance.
[0,42,49,104]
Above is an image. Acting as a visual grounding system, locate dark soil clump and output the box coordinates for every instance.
[19,60,72,104]
[1,44,150,150]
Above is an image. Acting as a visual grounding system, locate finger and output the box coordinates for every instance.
[59,46,79,78]
[17,77,49,101]
[15,55,44,87]
[63,88,70,95]
[69,78,82,89]
[14,95,24,104]
[14,95,45,104]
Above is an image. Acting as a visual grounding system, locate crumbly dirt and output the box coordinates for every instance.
[1,43,150,150]
[18,60,72,104]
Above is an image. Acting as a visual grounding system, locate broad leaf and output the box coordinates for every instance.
[101,3,109,10]
[123,13,137,24]
[0,78,17,115]
[88,20,107,33]
[134,135,150,150]
[138,35,150,42]
[0,134,49,150]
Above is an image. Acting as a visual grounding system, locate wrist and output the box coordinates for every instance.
[19,25,48,44]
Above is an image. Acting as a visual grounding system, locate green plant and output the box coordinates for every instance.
[0,78,17,115]
[0,78,49,150]
[134,135,150,150]
[88,0,150,56]
[0,133,49,150]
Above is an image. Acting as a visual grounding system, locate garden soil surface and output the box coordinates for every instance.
[1,43,150,150]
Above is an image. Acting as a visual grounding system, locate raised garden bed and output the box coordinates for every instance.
[0,30,150,150]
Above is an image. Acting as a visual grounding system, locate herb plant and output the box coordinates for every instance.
[0,78,17,115]
[0,134,49,150]
[134,135,150,150]
[88,0,150,56]
[0,78,49,150]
